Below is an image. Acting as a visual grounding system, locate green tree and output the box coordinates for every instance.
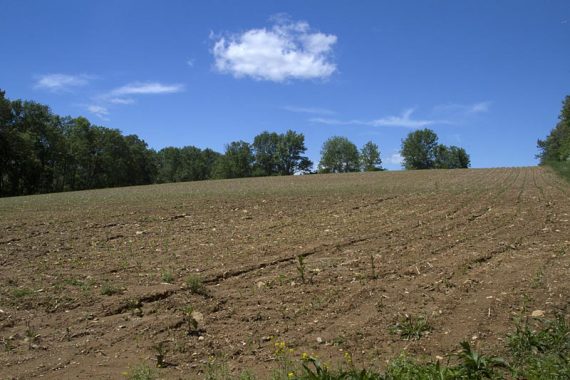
[252,130,312,176]
[537,95,570,163]
[318,136,360,173]
[360,141,382,171]
[276,130,312,175]
[401,129,439,170]
[213,141,254,179]
[434,145,470,169]
[252,131,280,176]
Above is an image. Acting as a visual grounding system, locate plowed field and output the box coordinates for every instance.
[1,167,569,379]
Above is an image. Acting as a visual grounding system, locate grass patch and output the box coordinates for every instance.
[546,160,570,182]
[12,287,33,298]
[100,282,121,296]
[126,363,156,380]
[390,314,431,340]
[161,270,174,284]
[186,275,207,295]
[180,315,569,379]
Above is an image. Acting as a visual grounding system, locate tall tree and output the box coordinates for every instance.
[360,141,382,171]
[537,95,570,163]
[319,136,360,173]
[252,131,280,176]
[400,129,439,170]
[276,130,312,175]
[434,145,470,169]
[213,141,254,179]
[252,130,312,176]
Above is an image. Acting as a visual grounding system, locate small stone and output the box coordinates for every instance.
[316,337,323,344]
[436,355,444,361]
[198,336,204,341]
[191,311,204,324]
[531,310,545,318]
[256,281,266,289]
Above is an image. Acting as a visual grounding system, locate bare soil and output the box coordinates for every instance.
[0,167,569,379]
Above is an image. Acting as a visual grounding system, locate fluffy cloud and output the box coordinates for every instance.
[34,74,90,92]
[386,152,404,165]
[110,82,184,96]
[212,20,337,82]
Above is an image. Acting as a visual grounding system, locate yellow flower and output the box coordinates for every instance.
[288,372,295,378]
[301,352,310,361]
[344,351,353,365]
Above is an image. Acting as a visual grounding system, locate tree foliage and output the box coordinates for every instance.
[537,95,570,163]
[318,136,360,173]
[252,130,312,176]
[401,129,470,170]
[400,129,439,170]
[434,145,471,169]
[360,141,382,171]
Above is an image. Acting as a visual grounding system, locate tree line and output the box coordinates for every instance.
[537,95,570,164]
[0,90,470,197]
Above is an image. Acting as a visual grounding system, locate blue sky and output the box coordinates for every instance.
[1,1,569,169]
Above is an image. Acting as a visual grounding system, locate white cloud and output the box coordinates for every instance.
[310,109,439,129]
[212,19,337,82]
[370,108,436,128]
[108,97,135,105]
[432,101,491,116]
[469,101,491,113]
[34,74,90,92]
[87,105,109,119]
[387,152,404,165]
[282,105,336,115]
[111,82,185,96]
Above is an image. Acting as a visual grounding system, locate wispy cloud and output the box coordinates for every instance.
[108,97,135,105]
[282,105,336,115]
[212,17,337,82]
[87,104,109,120]
[110,82,185,96]
[34,73,91,92]
[432,101,491,116]
[310,109,440,129]
[370,108,437,128]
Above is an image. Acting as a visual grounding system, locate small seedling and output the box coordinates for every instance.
[296,255,306,283]
[390,314,431,340]
[128,363,156,380]
[186,275,207,295]
[531,269,544,289]
[161,270,174,284]
[370,254,378,279]
[101,282,121,296]
[153,341,167,368]
[182,305,199,334]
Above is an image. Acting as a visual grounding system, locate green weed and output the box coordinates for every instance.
[100,282,121,296]
[186,275,207,295]
[390,315,431,340]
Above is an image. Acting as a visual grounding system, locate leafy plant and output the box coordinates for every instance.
[100,282,121,296]
[152,341,167,368]
[296,255,306,284]
[161,270,174,284]
[390,315,431,340]
[128,363,156,380]
[186,275,207,295]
